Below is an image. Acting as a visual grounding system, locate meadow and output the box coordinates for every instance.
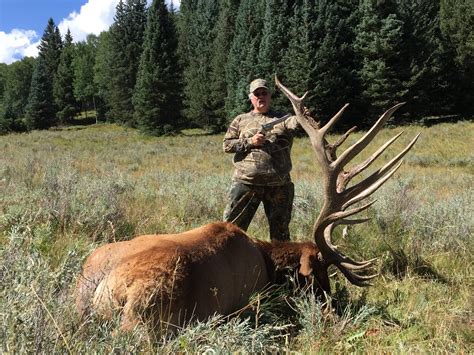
[0,120,472,353]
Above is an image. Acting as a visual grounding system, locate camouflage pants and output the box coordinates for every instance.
[223,181,294,241]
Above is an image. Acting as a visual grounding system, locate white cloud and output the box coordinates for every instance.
[0,29,40,64]
[58,0,120,42]
[1,0,181,64]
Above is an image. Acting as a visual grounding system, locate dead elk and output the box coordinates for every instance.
[75,77,419,333]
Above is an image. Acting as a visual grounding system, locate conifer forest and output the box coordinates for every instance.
[0,0,472,135]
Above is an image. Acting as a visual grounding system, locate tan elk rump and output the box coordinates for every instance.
[76,76,419,332]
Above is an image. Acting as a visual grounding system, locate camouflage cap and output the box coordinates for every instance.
[249,78,269,93]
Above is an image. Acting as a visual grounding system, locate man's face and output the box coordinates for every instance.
[250,88,271,113]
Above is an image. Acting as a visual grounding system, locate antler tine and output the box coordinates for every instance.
[335,218,371,226]
[326,200,377,225]
[344,133,420,201]
[339,268,377,287]
[333,103,405,171]
[320,103,350,136]
[341,260,377,271]
[342,161,403,210]
[324,223,377,283]
[275,75,317,135]
[332,126,357,150]
[339,131,404,192]
[323,224,377,268]
[274,75,307,111]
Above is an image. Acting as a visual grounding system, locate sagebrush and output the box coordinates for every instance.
[0,121,472,352]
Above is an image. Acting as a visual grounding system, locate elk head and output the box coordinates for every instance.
[275,76,420,291]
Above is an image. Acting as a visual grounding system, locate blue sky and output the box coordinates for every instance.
[0,0,180,64]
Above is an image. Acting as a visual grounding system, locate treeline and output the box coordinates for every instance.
[0,0,472,135]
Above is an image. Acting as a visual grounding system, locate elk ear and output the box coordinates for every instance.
[299,250,314,277]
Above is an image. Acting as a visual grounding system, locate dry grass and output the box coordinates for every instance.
[0,119,472,352]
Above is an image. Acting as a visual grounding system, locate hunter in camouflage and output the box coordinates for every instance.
[223,78,300,241]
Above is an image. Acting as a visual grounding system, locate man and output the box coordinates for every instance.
[223,78,300,241]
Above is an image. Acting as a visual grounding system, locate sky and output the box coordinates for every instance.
[0,0,181,64]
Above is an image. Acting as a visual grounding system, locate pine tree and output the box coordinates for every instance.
[93,31,113,121]
[38,18,63,74]
[180,0,220,130]
[25,56,55,130]
[0,63,11,133]
[310,0,359,121]
[256,0,289,113]
[132,0,182,135]
[106,0,147,124]
[54,29,79,123]
[440,0,474,69]
[208,0,240,131]
[0,57,35,132]
[0,63,6,111]
[354,0,406,118]
[74,35,99,119]
[279,0,318,113]
[104,0,126,123]
[397,0,459,118]
[25,18,62,129]
[176,0,198,71]
[225,0,265,119]
[258,0,286,78]
[38,18,63,96]
[440,0,474,115]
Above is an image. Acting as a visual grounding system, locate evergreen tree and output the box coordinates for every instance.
[132,0,182,135]
[38,18,63,96]
[398,0,459,118]
[24,18,62,130]
[440,0,474,115]
[176,0,198,71]
[38,18,63,74]
[440,0,474,69]
[74,35,99,119]
[0,57,35,132]
[107,0,147,124]
[279,0,318,113]
[257,0,289,112]
[181,0,220,130]
[93,31,113,121]
[54,29,79,123]
[310,0,359,121]
[0,63,6,111]
[208,0,240,131]
[225,0,266,119]
[104,0,127,123]
[0,63,11,132]
[354,0,406,118]
[25,56,55,130]
[258,0,286,78]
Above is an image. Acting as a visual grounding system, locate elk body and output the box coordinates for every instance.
[76,222,325,332]
[76,77,419,332]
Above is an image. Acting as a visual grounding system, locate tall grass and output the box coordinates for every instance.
[0,121,472,352]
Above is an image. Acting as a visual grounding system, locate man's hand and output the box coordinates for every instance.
[251,132,266,146]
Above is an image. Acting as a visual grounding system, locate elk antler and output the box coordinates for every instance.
[275,75,420,287]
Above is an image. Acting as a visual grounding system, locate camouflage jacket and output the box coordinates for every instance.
[223,111,300,186]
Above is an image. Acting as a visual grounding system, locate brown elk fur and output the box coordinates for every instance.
[76,222,324,332]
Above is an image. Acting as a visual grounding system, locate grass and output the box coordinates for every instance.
[0,119,472,352]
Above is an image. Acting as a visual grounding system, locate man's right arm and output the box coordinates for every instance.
[223,117,255,153]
